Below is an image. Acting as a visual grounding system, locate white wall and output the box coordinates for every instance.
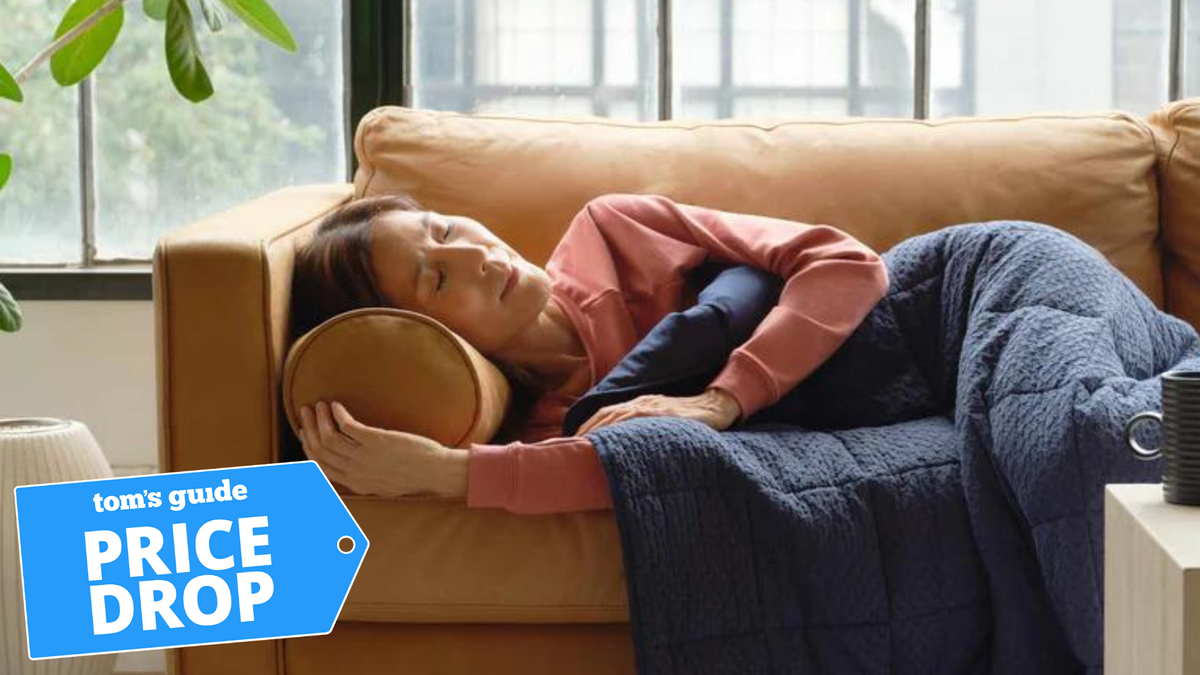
[0,301,158,474]
[0,300,163,673]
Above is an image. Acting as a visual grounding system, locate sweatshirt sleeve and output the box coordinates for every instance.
[466,437,614,515]
[583,193,891,421]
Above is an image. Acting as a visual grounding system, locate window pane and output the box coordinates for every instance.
[676,0,915,120]
[92,0,346,260]
[413,0,658,120]
[606,0,642,86]
[0,0,82,264]
[676,0,722,89]
[677,99,719,121]
[931,0,1169,118]
[475,94,596,115]
[733,96,849,117]
[861,0,916,115]
[1188,0,1200,96]
[1114,0,1170,112]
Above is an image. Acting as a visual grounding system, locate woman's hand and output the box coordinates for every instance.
[298,401,469,500]
[576,387,742,435]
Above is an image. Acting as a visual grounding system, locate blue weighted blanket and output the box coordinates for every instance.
[583,220,1200,674]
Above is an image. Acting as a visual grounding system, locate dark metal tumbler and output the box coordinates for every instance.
[1125,369,1200,506]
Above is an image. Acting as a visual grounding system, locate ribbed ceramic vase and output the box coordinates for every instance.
[0,418,118,675]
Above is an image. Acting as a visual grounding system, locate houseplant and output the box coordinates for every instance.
[0,0,298,333]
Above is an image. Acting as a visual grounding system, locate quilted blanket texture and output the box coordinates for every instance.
[586,220,1200,674]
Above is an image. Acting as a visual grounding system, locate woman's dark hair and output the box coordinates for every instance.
[290,193,425,340]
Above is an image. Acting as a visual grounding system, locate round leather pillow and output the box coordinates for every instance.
[282,307,511,449]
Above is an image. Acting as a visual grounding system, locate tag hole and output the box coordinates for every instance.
[338,536,355,554]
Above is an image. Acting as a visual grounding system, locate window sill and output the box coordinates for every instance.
[0,267,152,301]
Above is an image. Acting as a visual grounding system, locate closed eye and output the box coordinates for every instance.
[433,221,455,292]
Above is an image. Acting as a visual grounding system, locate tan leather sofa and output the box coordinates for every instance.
[154,98,1200,675]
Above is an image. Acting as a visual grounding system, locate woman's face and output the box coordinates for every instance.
[369,208,552,354]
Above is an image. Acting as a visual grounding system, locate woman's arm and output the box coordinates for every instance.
[300,401,470,498]
[468,436,613,514]
[574,193,891,421]
[300,401,613,515]
[469,388,739,514]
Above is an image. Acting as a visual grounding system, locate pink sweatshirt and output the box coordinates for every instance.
[466,193,891,515]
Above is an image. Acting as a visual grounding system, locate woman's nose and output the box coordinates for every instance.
[441,242,500,273]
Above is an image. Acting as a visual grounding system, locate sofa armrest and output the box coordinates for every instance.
[154,183,354,473]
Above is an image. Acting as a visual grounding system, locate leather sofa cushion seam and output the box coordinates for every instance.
[362,106,1142,132]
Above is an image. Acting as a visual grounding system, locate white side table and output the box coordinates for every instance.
[1105,484,1200,675]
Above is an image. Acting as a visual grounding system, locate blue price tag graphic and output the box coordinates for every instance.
[14,461,368,660]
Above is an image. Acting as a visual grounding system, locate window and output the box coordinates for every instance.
[413,0,659,119]
[931,0,1171,118]
[0,0,347,265]
[0,1,82,264]
[411,0,921,120]
[676,0,915,119]
[3,0,1194,278]
[1189,0,1200,96]
[405,0,1188,122]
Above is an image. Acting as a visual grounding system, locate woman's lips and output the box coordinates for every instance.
[502,261,519,298]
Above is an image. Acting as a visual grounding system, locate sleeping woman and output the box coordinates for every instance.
[290,192,891,514]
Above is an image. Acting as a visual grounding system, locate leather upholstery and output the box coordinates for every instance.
[354,106,1163,305]
[154,183,355,474]
[340,496,627,624]
[282,308,511,450]
[284,623,635,675]
[156,99,1200,675]
[1147,99,1200,330]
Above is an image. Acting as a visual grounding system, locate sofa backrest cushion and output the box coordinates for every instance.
[1148,97,1200,331]
[353,106,1164,307]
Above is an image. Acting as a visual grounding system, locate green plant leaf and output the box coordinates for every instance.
[217,0,295,52]
[144,0,168,21]
[0,62,23,103]
[50,0,125,87]
[198,0,227,32]
[165,0,214,102]
[0,282,22,332]
[0,153,11,190]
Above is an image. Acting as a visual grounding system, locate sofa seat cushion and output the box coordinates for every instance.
[284,622,635,675]
[339,495,629,623]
